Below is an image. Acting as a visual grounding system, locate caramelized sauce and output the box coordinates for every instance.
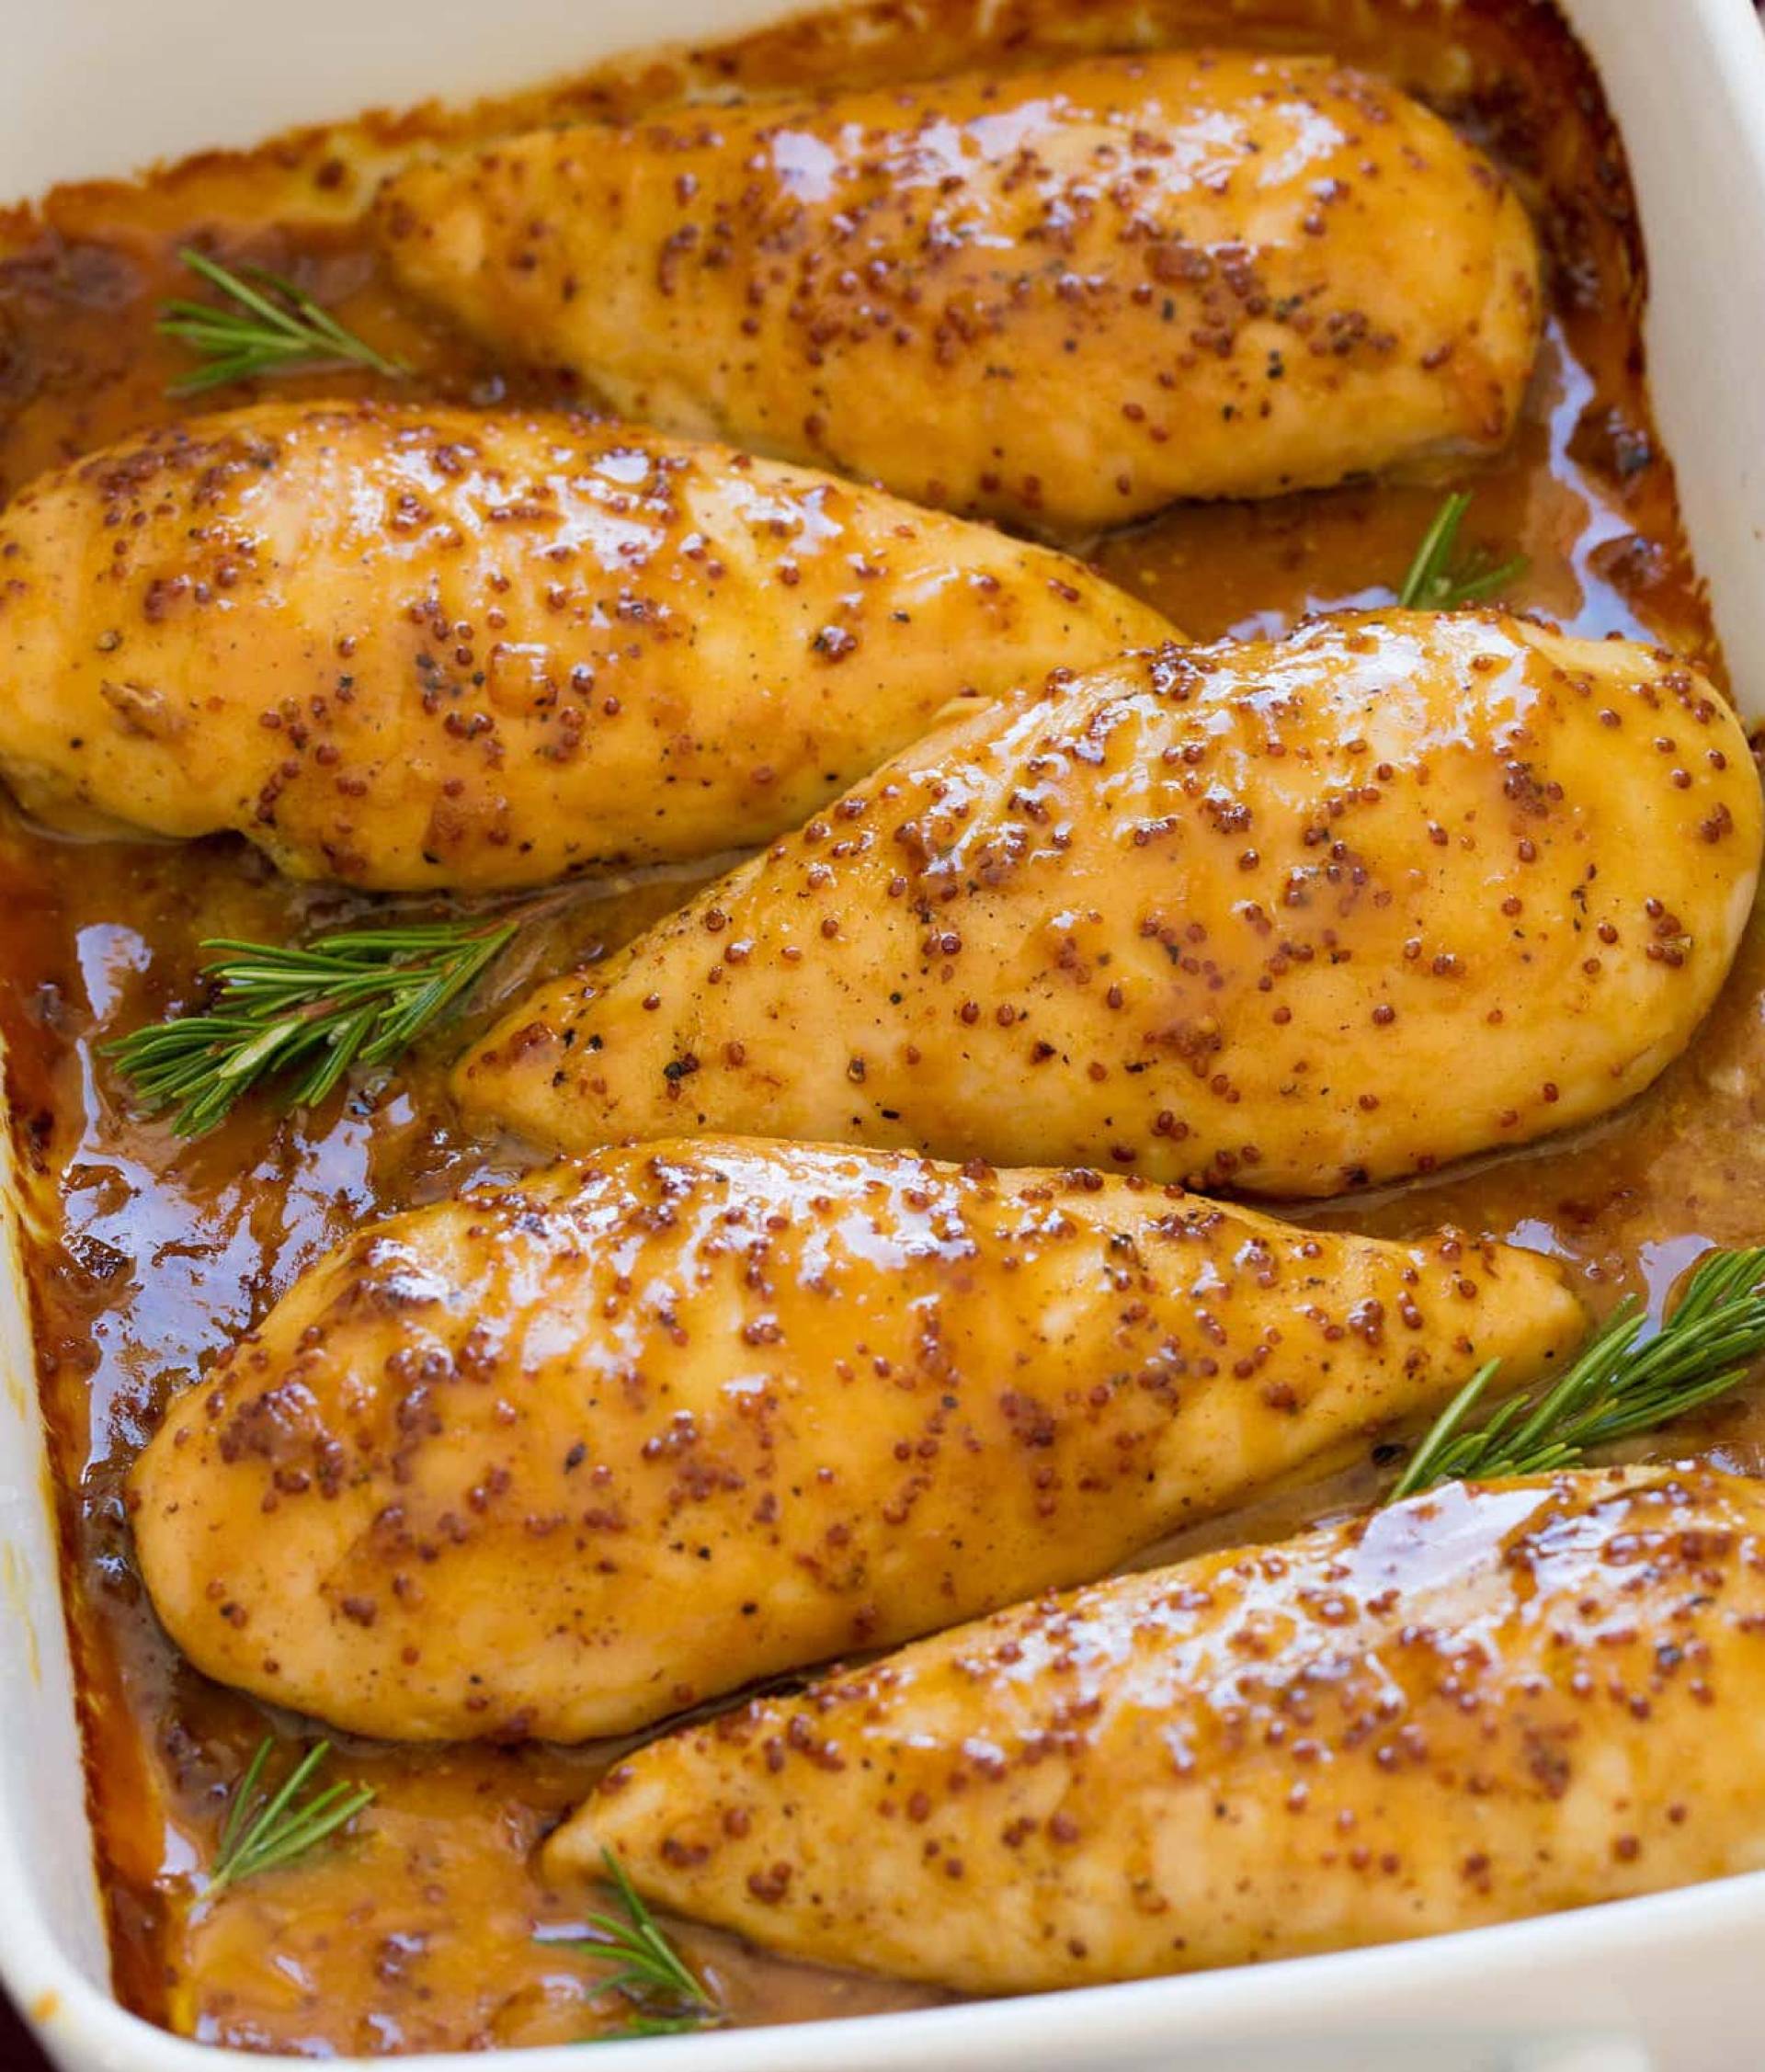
[0,0,1756,2053]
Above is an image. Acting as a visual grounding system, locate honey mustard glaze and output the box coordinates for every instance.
[0,0,1758,2052]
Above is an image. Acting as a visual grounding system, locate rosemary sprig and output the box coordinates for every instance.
[105,915,517,1135]
[577,1850,723,2042]
[1389,1245,1765,1501]
[1397,489,1529,610]
[159,246,409,396]
[208,1736,375,1896]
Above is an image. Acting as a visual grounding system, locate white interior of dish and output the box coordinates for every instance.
[2,3,1764,2066]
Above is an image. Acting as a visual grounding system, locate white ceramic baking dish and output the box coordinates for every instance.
[4,2,1765,2066]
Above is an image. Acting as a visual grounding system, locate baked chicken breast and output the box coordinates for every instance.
[555,1465,1765,1990]
[0,400,1167,888]
[128,1138,1581,1741]
[457,610,1762,1197]
[375,51,1542,532]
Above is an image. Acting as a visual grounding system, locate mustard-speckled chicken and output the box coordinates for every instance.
[555,1465,1765,1989]
[376,52,1540,535]
[0,400,1167,888]
[457,610,1763,1198]
[128,1138,1581,1741]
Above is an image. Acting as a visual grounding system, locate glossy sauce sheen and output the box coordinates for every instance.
[376,48,1542,530]
[567,1468,1765,1988]
[129,1139,1582,1742]
[456,611,1761,1194]
[1,0,1759,2054]
[0,401,1167,884]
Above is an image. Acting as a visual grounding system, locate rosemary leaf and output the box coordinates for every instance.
[1388,1246,1765,1501]
[208,1737,374,1896]
[577,1850,723,2042]
[1397,489,1529,610]
[104,915,518,1136]
[599,2015,723,2040]
[160,246,408,396]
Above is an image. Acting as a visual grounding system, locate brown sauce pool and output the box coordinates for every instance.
[2,0,1759,2052]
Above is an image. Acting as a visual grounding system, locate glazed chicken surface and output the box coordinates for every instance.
[556,1466,1765,1990]
[0,399,1167,888]
[127,1138,1582,1742]
[375,51,1542,532]
[457,610,1764,1198]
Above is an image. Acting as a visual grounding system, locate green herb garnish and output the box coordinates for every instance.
[159,245,408,396]
[105,915,516,1135]
[208,1736,375,1896]
[578,1850,723,2042]
[1397,489,1529,610]
[1389,1246,1765,1501]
